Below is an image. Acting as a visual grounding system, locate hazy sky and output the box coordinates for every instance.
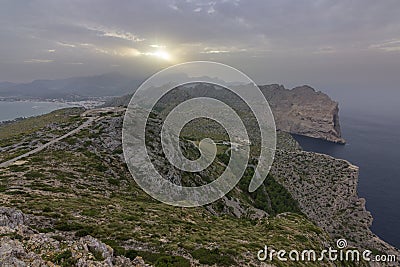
[1,0,400,109]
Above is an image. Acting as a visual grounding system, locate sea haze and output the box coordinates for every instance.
[0,101,74,122]
[293,111,400,249]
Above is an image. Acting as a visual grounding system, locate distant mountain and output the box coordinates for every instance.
[0,82,17,90]
[0,73,143,100]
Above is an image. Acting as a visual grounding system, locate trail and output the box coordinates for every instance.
[0,117,97,168]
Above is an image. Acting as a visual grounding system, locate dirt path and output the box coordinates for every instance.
[0,117,97,168]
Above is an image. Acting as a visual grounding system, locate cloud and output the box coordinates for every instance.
[369,39,400,52]
[85,25,145,42]
[1,0,400,86]
[65,62,84,65]
[79,43,142,57]
[207,5,215,14]
[24,59,54,63]
[313,46,337,54]
[200,46,247,54]
[56,42,76,48]
[201,50,229,54]
[150,44,166,48]
[169,4,179,11]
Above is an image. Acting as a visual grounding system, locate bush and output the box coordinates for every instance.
[0,184,7,192]
[191,248,235,266]
[52,250,77,267]
[54,220,83,231]
[42,206,52,212]
[75,227,94,237]
[108,178,120,186]
[155,256,190,267]
[25,170,45,179]
[88,246,105,261]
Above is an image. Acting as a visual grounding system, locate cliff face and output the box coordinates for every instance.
[271,149,399,258]
[260,84,345,144]
[104,83,345,144]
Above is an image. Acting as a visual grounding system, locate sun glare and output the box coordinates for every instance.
[147,49,171,61]
[153,50,171,60]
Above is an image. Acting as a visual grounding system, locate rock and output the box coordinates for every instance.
[0,207,147,267]
[0,237,28,267]
[80,235,113,264]
[131,256,147,266]
[271,149,400,259]
[0,207,26,229]
[260,84,345,144]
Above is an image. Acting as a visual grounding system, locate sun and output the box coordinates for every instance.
[152,50,171,61]
[142,46,172,61]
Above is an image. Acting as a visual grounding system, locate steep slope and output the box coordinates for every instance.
[260,84,345,144]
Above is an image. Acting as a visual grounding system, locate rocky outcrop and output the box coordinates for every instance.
[260,84,345,144]
[270,150,399,262]
[104,83,345,143]
[0,207,149,267]
[0,207,26,229]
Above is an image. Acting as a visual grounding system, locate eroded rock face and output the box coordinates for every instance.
[270,150,399,259]
[0,207,26,229]
[0,208,149,267]
[260,84,345,144]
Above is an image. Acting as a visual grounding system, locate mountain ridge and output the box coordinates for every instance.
[0,73,142,100]
[104,83,345,143]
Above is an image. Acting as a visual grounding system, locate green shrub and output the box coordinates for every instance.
[52,250,77,267]
[25,170,45,179]
[54,220,83,231]
[0,184,7,192]
[75,227,94,237]
[155,255,190,267]
[42,206,52,212]
[108,178,120,186]
[82,209,99,217]
[191,248,235,266]
[88,246,105,261]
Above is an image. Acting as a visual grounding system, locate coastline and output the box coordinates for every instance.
[271,147,400,260]
[0,100,104,123]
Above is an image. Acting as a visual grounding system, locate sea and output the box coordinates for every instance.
[0,101,77,123]
[293,111,400,249]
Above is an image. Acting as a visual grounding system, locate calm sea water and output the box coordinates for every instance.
[0,101,74,122]
[293,112,400,249]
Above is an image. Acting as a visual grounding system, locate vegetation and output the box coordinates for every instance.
[0,107,84,162]
[0,107,83,140]
[0,109,336,266]
[52,250,78,267]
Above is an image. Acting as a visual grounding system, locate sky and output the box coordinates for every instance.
[1,0,400,112]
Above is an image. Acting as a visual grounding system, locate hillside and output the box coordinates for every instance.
[0,107,398,266]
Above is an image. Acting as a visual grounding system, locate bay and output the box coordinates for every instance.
[0,101,75,122]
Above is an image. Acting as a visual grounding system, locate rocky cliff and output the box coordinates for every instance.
[260,84,345,144]
[104,83,345,143]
